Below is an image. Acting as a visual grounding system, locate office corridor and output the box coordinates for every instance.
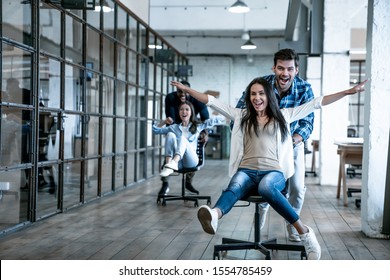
[0,159,389,260]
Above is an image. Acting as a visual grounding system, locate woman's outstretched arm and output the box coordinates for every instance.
[322,79,368,106]
[170,81,209,104]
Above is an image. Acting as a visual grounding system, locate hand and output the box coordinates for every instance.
[200,130,209,143]
[165,117,173,125]
[292,134,303,146]
[171,81,187,92]
[347,79,369,95]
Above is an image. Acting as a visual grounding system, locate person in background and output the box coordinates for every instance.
[235,49,314,242]
[159,80,210,196]
[171,78,367,260]
[153,101,224,177]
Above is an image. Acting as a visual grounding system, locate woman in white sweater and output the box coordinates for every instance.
[170,77,367,260]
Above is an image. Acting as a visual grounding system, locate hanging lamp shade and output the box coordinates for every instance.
[241,31,257,50]
[228,0,250,13]
[241,39,257,50]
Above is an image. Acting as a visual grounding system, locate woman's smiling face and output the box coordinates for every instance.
[179,103,192,122]
[250,83,268,114]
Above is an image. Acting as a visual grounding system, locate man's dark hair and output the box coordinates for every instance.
[179,80,191,87]
[273,48,299,68]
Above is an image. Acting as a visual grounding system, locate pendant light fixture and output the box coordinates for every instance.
[228,0,250,13]
[241,31,257,50]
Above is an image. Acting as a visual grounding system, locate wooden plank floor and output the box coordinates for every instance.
[0,159,389,260]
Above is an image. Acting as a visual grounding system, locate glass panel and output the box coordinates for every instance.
[40,56,61,108]
[0,169,28,230]
[39,111,59,161]
[102,117,113,155]
[116,118,125,152]
[128,16,138,51]
[101,156,113,194]
[138,120,147,149]
[63,113,79,159]
[117,6,127,45]
[63,161,81,208]
[102,36,114,77]
[116,80,126,116]
[117,44,126,80]
[40,5,61,56]
[127,119,136,150]
[103,0,115,37]
[1,0,32,45]
[86,5,100,30]
[36,163,58,218]
[128,85,136,117]
[128,50,137,83]
[102,76,114,115]
[86,27,100,74]
[137,151,145,180]
[65,15,83,63]
[146,150,154,178]
[84,158,99,201]
[86,115,100,156]
[115,155,125,189]
[64,64,83,111]
[86,72,100,113]
[126,153,135,184]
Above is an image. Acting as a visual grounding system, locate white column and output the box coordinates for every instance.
[319,0,351,185]
[361,0,390,238]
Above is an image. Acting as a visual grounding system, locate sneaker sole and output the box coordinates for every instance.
[197,207,215,235]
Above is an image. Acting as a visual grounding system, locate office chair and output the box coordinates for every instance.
[213,182,307,260]
[157,137,211,207]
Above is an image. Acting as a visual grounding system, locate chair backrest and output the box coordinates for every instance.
[195,137,206,169]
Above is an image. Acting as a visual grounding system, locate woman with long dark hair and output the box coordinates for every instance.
[170,77,367,260]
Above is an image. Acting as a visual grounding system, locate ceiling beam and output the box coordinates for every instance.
[284,0,302,41]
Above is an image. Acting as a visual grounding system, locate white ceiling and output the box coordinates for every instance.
[149,0,368,56]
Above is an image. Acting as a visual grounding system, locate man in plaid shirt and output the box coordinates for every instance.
[235,49,314,242]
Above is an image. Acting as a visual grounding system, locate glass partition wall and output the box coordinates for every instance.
[0,0,188,234]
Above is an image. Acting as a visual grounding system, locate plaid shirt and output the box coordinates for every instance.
[235,74,314,141]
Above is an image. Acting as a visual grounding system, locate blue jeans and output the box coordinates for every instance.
[164,132,199,169]
[214,168,300,225]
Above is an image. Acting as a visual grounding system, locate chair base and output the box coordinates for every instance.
[157,193,211,207]
[213,237,307,260]
[156,172,211,207]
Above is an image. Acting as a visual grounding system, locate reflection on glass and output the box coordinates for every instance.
[1,1,31,45]
[116,118,125,152]
[0,169,28,230]
[101,156,113,194]
[40,6,61,56]
[84,158,99,201]
[40,56,61,108]
[63,161,81,208]
[102,117,113,155]
[65,15,83,63]
[115,155,125,189]
[126,153,135,185]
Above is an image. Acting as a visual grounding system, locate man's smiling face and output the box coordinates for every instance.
[272,59,298,93]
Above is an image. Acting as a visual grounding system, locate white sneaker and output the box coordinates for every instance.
[259,205,269,230]
[160,167,174,177]
[197,205,218,234]
[300,225,321,260]
[164,161,178,171]
[286,224,301,242]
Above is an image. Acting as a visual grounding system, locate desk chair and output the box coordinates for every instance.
[157,138,211,207]
[213,184,307,260]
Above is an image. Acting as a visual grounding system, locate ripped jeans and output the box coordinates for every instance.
[214,168,300,225]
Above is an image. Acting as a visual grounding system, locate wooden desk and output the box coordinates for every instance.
[335,142,363,206]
